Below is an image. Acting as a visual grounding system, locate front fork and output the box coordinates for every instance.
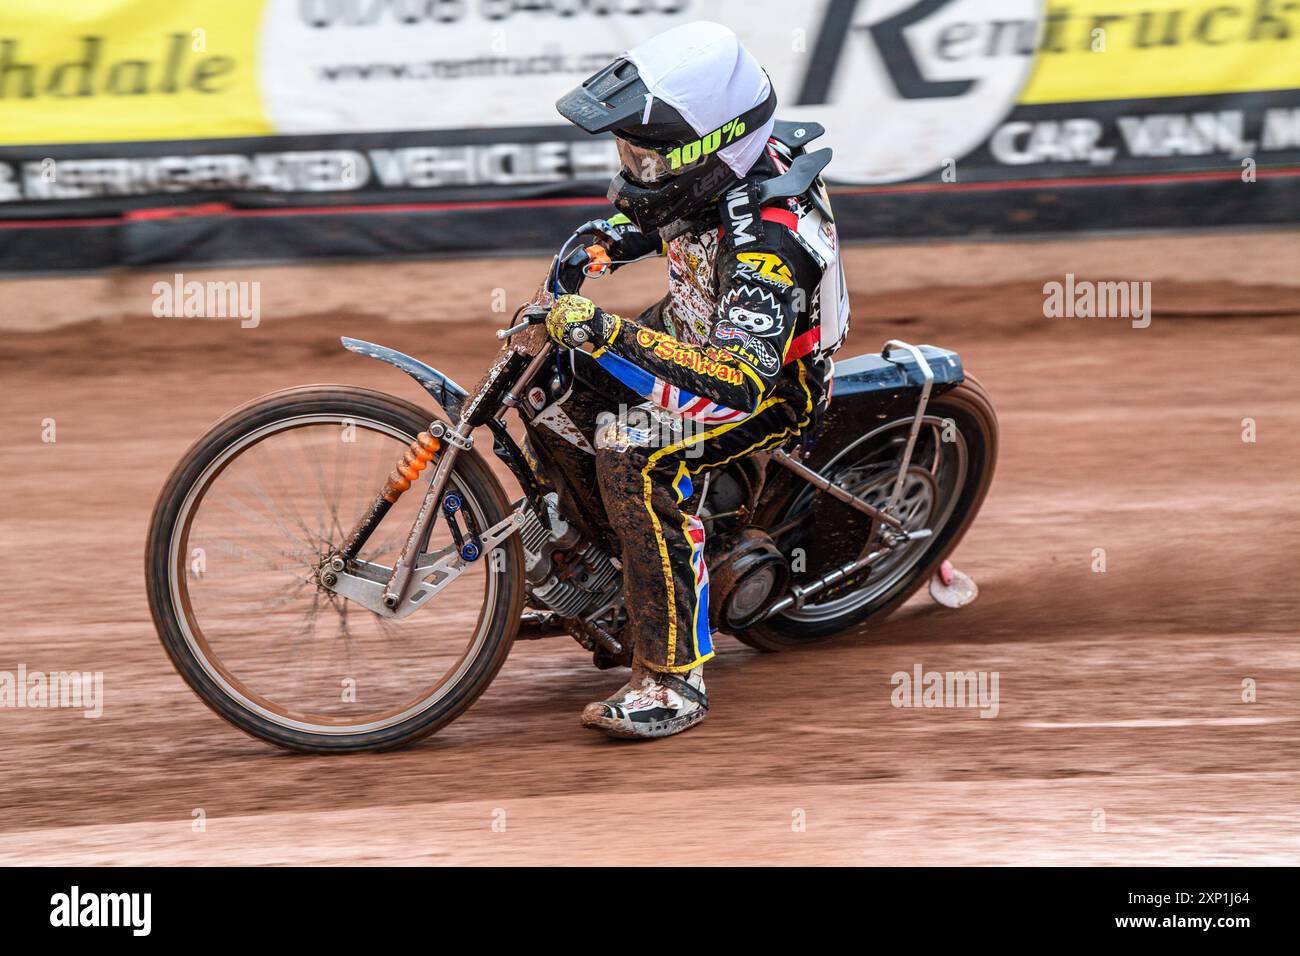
[330,338,555,610]
[381,419,473,608]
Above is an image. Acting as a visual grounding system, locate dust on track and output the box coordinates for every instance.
[1,230,1298,865]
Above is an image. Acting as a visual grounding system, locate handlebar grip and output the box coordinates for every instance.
[496,319,532,340]
[582,244,612,278]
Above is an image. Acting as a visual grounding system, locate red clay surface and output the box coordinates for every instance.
[1,230,1298,864]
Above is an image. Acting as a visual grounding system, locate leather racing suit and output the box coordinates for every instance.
[532,140,836,674]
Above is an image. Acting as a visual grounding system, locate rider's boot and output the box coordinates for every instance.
[580,663,708,740]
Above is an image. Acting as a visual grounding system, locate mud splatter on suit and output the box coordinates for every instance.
[533,148,830,673]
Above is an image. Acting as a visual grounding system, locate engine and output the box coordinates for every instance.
[518,493,620,620]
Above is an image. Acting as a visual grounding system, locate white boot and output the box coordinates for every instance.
[581,664,708,739]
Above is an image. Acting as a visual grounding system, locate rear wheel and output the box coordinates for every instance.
[146,386,524,752]
[740,375,998,650]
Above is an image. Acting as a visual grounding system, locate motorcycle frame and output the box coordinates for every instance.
[324,235,950,627]
[325,331,942,626]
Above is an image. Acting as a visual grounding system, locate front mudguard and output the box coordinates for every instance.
[341,337,470,422]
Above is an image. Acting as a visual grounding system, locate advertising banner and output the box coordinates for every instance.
[1,0,1298,269]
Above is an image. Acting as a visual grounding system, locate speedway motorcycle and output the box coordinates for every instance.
[146,233,998,753]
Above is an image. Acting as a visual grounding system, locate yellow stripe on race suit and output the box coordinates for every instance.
[0,0,270,145]
[734,359,768,398]
[640,391,786,671]
[590,312,622,359]
[687,364,815,481]
[1017,0,1300,104]
[638,362,814,671]
[671,461,711,668]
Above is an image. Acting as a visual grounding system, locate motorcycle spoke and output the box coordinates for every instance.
[251,447,327,551]
[778,414,967,621]
[173,413,499,731]
[201,533,316,577]
[295,427,347,546]
[242,576,315,614]
[233,470,324,553]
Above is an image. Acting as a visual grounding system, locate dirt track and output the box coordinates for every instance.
[1,230,1298,865]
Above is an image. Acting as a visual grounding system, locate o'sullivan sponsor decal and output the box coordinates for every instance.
[634,327,746,387]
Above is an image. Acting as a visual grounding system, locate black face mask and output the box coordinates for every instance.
[606,156,738,234]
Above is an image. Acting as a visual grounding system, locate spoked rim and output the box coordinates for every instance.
[167,413,497,735]
[777,414,968,623]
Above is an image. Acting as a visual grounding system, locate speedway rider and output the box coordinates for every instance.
[538,21,849,739]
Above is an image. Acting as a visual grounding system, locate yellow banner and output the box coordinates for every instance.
[0,0,269,146]
[1019,0,1300,103]
[3,0,1299,147]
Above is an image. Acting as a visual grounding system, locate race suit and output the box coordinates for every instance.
[534,144,833,674]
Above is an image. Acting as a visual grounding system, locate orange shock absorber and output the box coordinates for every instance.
[337,429,444,563]
[382,431,442,502]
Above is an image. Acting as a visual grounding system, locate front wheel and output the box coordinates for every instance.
[740,374,998,650]
[146,386,525,753]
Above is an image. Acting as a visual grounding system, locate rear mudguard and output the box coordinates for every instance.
[754,342,965,527]
[804,344,964,471]
[340,336,545,504]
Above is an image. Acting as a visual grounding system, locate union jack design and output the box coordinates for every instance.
[671,465,713,664]
[712,324,750,343]
[654,379,749,425]
[595,349,750,425]
[685,513,712,660]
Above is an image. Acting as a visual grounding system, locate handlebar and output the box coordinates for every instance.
[496,227,593,340]
[495,224,642,340]
[495,319,533,340]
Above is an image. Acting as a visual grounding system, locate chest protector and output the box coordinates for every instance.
[663,123,849,362]
[758,126,850,361]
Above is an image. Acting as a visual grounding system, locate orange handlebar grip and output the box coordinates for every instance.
[583,244,612,276]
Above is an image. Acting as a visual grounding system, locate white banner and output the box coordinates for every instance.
[258,0,1042,183]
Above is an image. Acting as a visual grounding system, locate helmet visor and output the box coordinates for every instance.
[615,137,679,186]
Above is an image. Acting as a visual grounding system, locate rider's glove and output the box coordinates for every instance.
[558,215,664,291]
[578,215,663,267]
[575,215,640,257]
[545,294,612,349]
